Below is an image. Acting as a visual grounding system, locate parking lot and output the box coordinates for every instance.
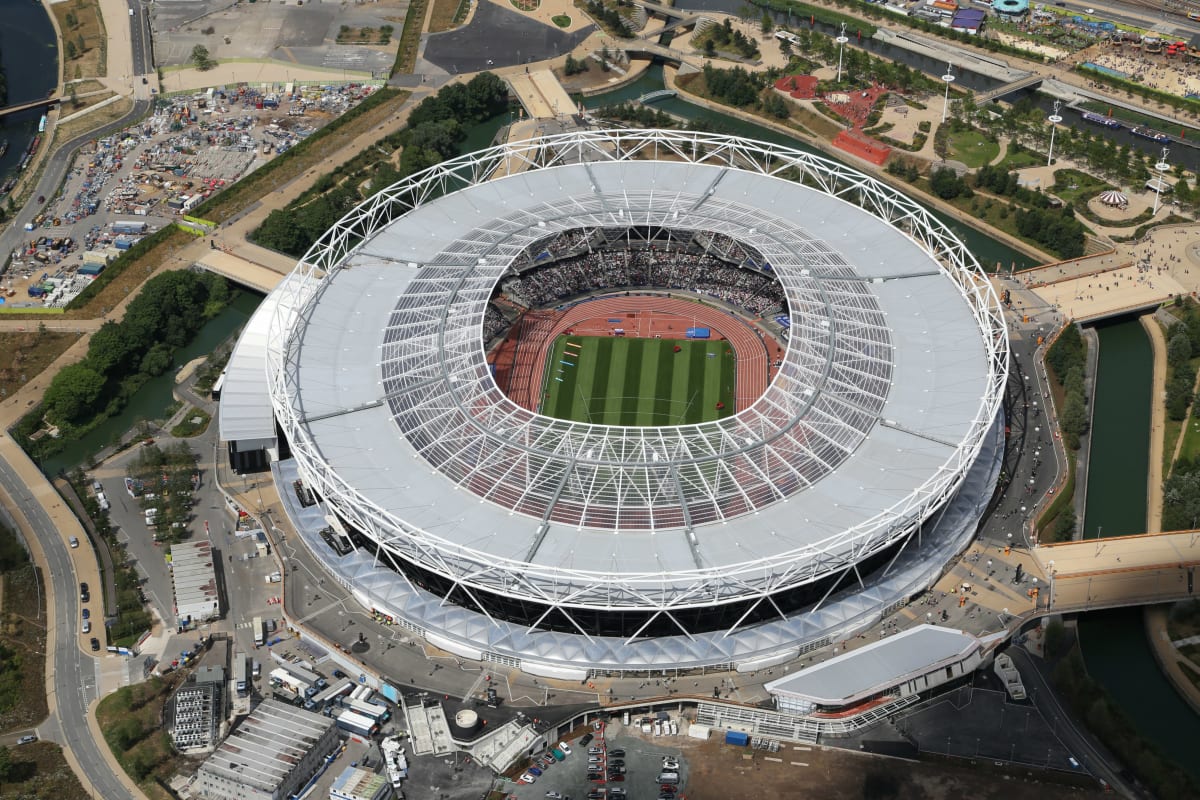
[507,717,690,800]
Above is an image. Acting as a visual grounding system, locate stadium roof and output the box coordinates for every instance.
[265,130,1006,612]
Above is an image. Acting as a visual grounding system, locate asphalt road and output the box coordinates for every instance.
[129,0,153,75]
[0,454,131,800]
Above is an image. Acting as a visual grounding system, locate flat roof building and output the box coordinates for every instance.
[171,680,222,753]
[170,540,220,628]
[329,766,393,800]
[194,699,339,800]
[764,625,990,715]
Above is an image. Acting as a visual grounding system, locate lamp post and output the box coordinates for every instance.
[835,23,849,83]
[941,62,955,124]
[1153,146,1171,216]
[1047,100,1062,166]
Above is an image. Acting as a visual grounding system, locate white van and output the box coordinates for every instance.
[658,773,679,785]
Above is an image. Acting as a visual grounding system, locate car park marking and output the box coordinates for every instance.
[791,761,810,767]
[765,757,783,763]
[792,746,812,751]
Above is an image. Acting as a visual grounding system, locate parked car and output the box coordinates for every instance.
[16,735,36,745]
[81,620,91,634]
[608,759,625,768]
[79,582,89,601]
[558,741,572,755]
[579,732,594,746]
[541,754,556,767]
[518,773,536,785]
[81,608,90,620]
[89,637,100,652]
[528,767,543,777]
[607,766,626,775]
[588,746,604,755]
[587,772,605,782]
[68,536,79,548]
[609,748,625,758]
[545,793,564,800]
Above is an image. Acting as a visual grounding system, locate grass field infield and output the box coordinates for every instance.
[541,335,736,426]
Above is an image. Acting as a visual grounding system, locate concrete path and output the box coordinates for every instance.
[1143,315,1166,534]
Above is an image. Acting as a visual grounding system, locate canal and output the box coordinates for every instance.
[1079,316,1200,779]
[0,0,58,188]
[40,291,263,476]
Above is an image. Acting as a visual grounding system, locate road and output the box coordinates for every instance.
[1009,647,1137,797]
[0,453,131,800]
[128,0,153,76]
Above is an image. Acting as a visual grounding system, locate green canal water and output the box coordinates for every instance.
[1079,317,1200,779]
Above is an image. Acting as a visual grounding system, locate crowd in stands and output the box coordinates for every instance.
[483,303,509,342]
[501,246,785,315]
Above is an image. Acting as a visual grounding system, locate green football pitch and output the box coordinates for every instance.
[541,335,736,426]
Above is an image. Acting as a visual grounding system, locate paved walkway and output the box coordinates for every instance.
[1143,315,1167,534]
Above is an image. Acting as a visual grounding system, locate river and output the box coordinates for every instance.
[1078,316,1200,779]
[0,0,57,189]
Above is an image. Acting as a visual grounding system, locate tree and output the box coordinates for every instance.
[1059,391,1088,449]
[43,363,106,424]
[191,45,215,71]
[75,34,85,54]
[65,40,77,60]
[761,11,774,34]
[1168,328,1192,367]
[0,745,11,782]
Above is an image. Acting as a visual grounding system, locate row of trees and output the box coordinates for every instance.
[254,73,509,258]
[1047,323,1089,451]
[38,270,231,429]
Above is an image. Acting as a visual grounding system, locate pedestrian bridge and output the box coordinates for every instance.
[1033,531,1200,613]
[196,249,287,294]
[975,74,1043,104]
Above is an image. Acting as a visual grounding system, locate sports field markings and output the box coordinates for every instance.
[540,334,735,426]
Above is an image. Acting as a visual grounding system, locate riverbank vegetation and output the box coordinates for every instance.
[1053,640,1200,800]
[1037,323,1089,541]
[581,0,634,38]
[15,271,232,463]
[253,73,508,258]
[692,18,759,60]
[1163,300,1200,473]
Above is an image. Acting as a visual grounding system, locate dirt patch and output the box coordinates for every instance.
[429,0,469,32]
[53,0,107,80]
[677,736,1106,800]
[0,741,90,800]
[0,565,50,732]
[0,329,85,399]
[53,96,133,145]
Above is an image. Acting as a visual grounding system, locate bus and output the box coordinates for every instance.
[252,616,264,647]
[232,655,248,696]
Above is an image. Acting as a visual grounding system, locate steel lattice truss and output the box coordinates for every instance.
[265,130,1008,618]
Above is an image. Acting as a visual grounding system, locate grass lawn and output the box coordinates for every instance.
[429,0,470,32]
[542,335,735,426]
[1177,413,1200,464]
[946,128,1000,169]
[1051,168,1113,207]
[996,146,1044,171]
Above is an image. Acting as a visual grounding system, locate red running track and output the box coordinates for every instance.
[501,296,771,414]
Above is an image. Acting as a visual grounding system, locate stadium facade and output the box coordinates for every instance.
[219,130,1007,678]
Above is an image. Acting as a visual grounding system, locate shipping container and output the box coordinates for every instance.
[725,730,750,746]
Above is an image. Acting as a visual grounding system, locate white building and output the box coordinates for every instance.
[169,540,220,627]
[194,699,338,800]
[764,625,992,715]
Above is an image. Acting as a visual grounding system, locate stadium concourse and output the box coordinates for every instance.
[219,130,1007,677]
[491,295,775,414]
